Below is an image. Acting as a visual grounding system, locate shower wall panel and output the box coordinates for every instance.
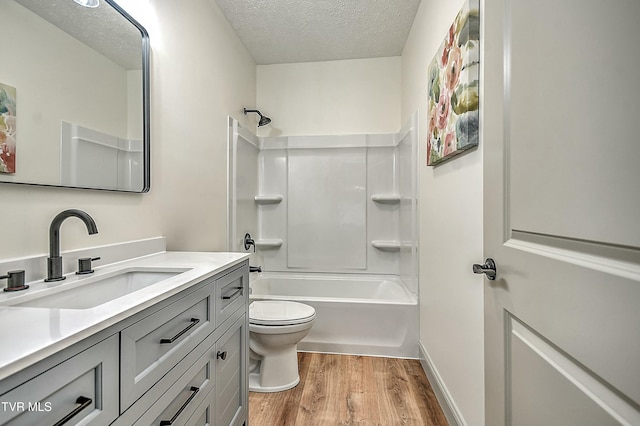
[366,146,400,275]
[398,112,418,293]
[257,149,288,269]
[237,117,418,290]
[227,118,259,253]
[287,148,367,270]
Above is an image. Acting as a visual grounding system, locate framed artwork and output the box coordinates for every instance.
[427,0,480,166]
[0,82,17,174]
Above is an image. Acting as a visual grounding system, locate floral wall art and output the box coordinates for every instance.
[0,82,17,174]
[427,0,480,166]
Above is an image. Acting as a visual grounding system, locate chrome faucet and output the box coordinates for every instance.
[46,209,98,282]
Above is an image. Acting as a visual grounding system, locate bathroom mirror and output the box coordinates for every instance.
[0,0,150,192]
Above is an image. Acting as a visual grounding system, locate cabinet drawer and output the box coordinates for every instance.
[184,386,215,426]
[133,339,217,425]
[215,265,247,327]
[0,334,119,426]
[216,315,247,426]
[121,282,215,410]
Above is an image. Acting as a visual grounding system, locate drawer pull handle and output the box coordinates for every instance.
[160,318,200,344]
[52,396,92,426]
[160,386,200,426]
[217,350,227,360]
[222,286,243,300]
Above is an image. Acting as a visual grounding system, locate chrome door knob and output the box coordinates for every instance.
[473,258,497,280]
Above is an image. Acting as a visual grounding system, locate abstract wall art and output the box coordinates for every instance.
[0,82,17,174]
[426,0,480,166]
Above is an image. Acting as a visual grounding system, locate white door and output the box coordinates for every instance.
[483,1,640,425]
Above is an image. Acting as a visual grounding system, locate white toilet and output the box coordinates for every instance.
[248,300,316,392]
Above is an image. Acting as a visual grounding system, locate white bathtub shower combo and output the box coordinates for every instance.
[227,113,418,391]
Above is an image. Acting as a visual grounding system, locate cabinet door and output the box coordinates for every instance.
[215,266,247,327]
[0,334,119,426]
[215,314,247,426]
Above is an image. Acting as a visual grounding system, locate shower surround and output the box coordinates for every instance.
[228,113,418,357]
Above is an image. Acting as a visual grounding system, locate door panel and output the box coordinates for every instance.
[508,314,636,426]
[483,0,640,424]
[507,0,640,248]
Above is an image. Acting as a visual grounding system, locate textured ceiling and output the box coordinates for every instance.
[14,0,142,70]
[214,0,422,65]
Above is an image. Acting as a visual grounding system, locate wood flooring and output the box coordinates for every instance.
[249,352,448,426]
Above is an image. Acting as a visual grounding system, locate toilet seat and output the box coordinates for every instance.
[250,301,316,326]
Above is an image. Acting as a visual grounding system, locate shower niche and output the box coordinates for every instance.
[228,113,418,294]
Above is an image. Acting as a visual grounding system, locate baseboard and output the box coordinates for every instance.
[419,342,466,426]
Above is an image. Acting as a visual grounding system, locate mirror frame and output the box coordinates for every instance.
[1,0,151,193]
[110,0,152,193]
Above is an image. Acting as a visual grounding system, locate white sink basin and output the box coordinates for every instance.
[13,268,189,309]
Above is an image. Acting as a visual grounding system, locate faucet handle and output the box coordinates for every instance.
[76,257,100,275]
[243,233,256,252]
[1,270,29,292]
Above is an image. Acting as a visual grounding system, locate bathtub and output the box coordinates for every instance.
[249,273,419,358]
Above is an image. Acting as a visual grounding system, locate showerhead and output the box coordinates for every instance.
[244,108,272,127]
[258,115,271,127]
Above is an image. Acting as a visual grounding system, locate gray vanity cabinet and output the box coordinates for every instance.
[0,260,249,426]
[142,314,248,426]
[0,334,119,425]
[118,261,249,426]
[120,282,216,411]
[123,310,248,426]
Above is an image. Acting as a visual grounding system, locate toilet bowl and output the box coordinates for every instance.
[249,300,316,392]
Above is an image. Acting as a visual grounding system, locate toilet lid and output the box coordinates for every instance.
[250,301,316,326]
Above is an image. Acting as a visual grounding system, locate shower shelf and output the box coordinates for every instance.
[255,239,283,249]
[254,195,283,204]
[371,240,402,251]
[371,194,401,204]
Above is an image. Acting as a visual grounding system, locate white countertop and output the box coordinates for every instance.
[0,251,249,381]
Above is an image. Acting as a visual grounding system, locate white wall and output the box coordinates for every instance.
[256,57,401,136]
[0,0,256,261]
[401,1,485,425]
